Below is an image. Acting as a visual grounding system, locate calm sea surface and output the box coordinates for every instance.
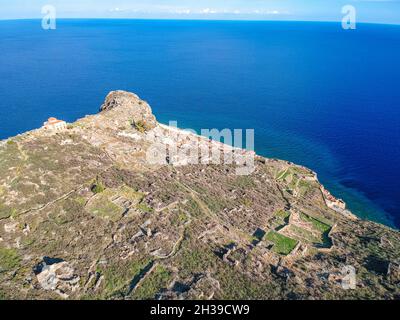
[0,19,399,228]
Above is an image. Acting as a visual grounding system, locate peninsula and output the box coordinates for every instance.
[0,91,398,300]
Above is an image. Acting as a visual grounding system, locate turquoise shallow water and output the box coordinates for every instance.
[0,19,399,228]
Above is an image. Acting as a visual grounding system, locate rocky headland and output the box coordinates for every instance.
[0,91,399,300]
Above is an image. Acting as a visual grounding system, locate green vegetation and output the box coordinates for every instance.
[0,204,14,220]
[90,200,122,221]
[291,166,314,176]
[183,199,203,218]
[276,168,290,181]
[87,189,124,221]
[232,176,256,189]
[120,186,144,202]
[299,213,333,248]
[132,265,172,300]
[266,231,298,255]
[275,166,316,196]
[171,209,188,226]
[6,140,16,146]
[240,197,253,207]
[117,186,152,213]
[0,248,21,273]
[275,209,290,220]
[277,166,313,180]
[132,120,152,133]
[91,180,105,194]
[174,238,280,300]
[0,289,6,300]
[74,196,87,206]
[21,237,35,248]
[137,201,154,213]
[50,212,72,226]
[176,241,218,278]
[287,225,321,244]
[201,194,230,214]
[217,266,280,300]
[101,257,152,297]
[300,213,331,233]
[297,179,313,195]
[49,199,81,225]
[270,209,290,230]
[88,186,147,221]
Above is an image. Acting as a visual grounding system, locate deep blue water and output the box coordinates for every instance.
[0,19,399,228]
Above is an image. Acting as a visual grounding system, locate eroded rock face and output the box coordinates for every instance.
[34,257,80,299]
[100,90,157,130]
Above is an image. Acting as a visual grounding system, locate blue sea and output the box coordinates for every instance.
[0,19,399,228]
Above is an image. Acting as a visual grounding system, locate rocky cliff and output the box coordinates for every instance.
[0,91,399,300]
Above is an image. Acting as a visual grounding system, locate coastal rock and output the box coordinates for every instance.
[100,90,157,130]
[34,257,80,298]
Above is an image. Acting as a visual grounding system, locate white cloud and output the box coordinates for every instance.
[201,8,217,14]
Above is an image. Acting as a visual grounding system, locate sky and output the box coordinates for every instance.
[1,0,400,24]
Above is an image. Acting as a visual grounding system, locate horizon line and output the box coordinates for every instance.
[0,17,399,26]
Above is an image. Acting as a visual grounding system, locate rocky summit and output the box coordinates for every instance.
[0,91,399,300]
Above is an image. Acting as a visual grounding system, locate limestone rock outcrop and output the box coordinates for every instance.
[100,90,157,131]
[34,257,80,299]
